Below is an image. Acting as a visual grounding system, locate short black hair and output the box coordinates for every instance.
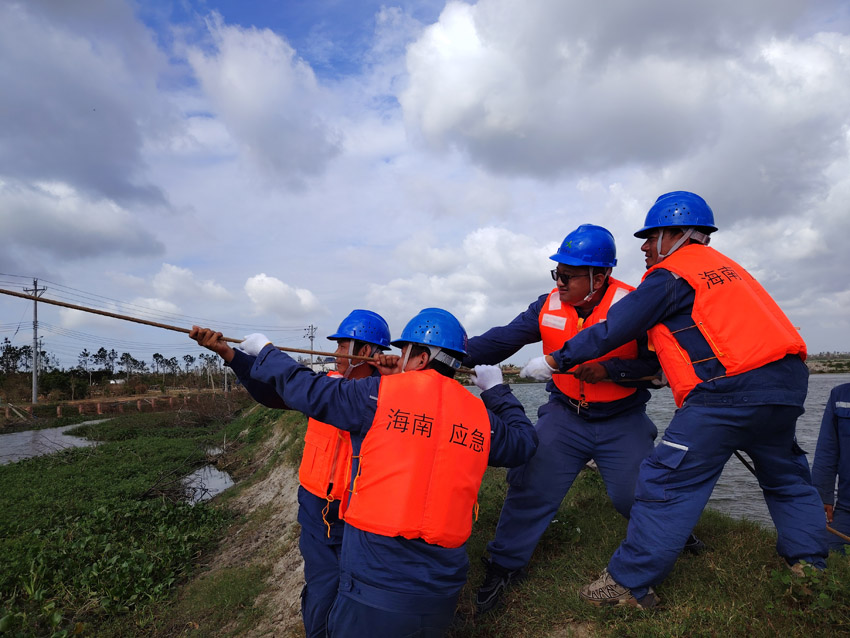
[407,344,458,379]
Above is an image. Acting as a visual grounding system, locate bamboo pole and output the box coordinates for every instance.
[0,287,376,363]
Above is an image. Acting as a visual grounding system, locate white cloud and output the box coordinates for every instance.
[368,227,556,336]
[244,274,324,319]
[0,0,172,204]
[400,0,850,224]
[187,13,340,185]
[152,264,232,303]
[0,179,164,260]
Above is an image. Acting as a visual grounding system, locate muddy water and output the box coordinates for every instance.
[0,419,107,465]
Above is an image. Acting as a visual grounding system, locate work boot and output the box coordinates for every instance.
[683,533,707,555]
[579,569,659,609]
[474,557,527,615]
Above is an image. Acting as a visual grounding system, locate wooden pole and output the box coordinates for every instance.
[0,287,375,363]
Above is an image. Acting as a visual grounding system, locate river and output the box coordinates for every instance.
[507,373,849,528]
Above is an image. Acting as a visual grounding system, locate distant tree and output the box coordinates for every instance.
[92,347,108,372]
[0,338,24,374]
[120,352,134,380]
[18,345,33,372]
[78,348,92,384]
[166,357,180,383]
[183,354,196,374]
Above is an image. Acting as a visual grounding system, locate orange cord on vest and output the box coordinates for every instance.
[322,496,333,539]
[698,321,725,357]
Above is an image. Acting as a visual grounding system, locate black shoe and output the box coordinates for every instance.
[683,534,707,555]
[474,557,527,615]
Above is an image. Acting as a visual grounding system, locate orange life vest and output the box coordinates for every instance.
[342,369,491,549]
[299,372,352,503]
[643,244,806,407]
[538,278,639,403]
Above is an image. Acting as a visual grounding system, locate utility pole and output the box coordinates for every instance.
[24,278,47,404]
[304,324,317,369]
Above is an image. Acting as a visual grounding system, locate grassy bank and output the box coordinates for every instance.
[0,395,260,637]
[453,467,850,637]
[3,402,849,637]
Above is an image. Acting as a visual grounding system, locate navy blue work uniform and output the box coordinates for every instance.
[464,291,659,571]
[229,352,371,637]
[236,345,537,637]
[812,383,850,552]
[551,269,828,598]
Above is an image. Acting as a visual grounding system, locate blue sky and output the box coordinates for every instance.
[1,0,850,370]
[139,0,446,78]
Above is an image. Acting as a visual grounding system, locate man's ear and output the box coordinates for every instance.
[356,343,372,358]
[593,271,609,288]
[411,351,430,371]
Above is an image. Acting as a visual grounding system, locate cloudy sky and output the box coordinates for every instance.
[1,0,849,370]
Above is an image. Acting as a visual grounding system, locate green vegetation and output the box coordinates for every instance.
[0,396,258,637]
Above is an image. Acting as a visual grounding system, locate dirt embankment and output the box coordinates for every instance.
[211,415,306,637]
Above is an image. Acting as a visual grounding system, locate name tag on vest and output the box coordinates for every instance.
[541,313,567,330]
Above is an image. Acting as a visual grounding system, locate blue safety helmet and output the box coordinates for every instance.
[391,307,468,356]
[549,224,617,268]
[327,309,391,350]
[634,191,718,238]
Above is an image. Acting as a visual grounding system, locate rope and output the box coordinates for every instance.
[733,448,847,544]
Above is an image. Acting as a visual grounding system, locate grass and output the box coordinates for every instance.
[450,468,850,638]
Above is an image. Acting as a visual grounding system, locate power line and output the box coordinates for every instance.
[0,272,307,333]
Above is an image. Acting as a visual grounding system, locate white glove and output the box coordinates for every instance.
[237,333,272,357]
[520,356,558,381]
[471,365,503,392]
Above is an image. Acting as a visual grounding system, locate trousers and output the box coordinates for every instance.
[487,399,657,570]
[608,403,828,598]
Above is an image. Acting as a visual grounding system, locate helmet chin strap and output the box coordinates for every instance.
[342,342,380,378]
[582,267,612,303]
[655,228,709,262]
[399,344,461,373]
[342,341,360,378]
[582,267,596,303]
[427,346,462,370]
[400,344,412,373]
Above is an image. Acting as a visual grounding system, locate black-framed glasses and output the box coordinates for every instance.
[550,269,589,286]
